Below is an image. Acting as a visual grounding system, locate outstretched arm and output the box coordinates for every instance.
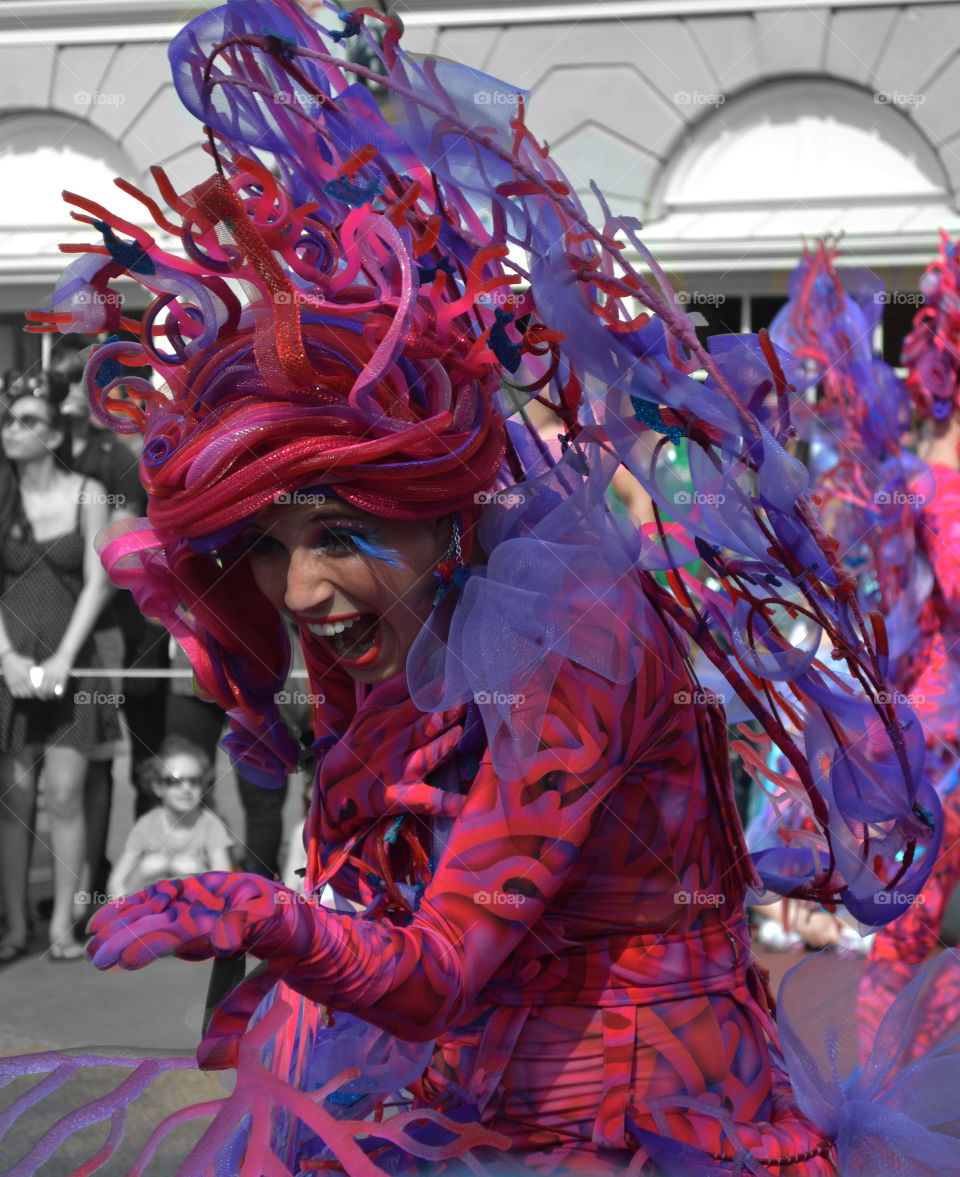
[89,665,646,1042]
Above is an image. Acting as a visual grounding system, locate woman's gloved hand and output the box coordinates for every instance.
[87,872,314,970]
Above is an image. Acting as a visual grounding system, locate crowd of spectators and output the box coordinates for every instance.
[0,340,308,963]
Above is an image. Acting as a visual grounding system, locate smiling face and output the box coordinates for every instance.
[242,496,451,684]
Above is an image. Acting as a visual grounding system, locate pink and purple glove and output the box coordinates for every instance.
[87,872,319,971]
[89,872,338,1069]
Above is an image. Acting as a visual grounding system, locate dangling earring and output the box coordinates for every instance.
[432,515,470,607]
[439,514,461,563]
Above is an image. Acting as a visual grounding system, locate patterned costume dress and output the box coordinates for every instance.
[274,608,834,1174]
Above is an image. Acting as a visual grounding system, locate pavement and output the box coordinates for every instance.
[0,942,214,1054]
[0,936,860,1056]
[0,946,229,1176]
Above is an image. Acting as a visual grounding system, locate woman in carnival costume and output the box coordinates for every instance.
[10,2,960,1174]
[770,238,960,1055]
[757,240,933,957]
[897,235,960,772]
[837,234,960,1054]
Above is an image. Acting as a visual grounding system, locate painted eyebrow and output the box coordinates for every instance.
[244,509,366,534]
[307,510,365,521]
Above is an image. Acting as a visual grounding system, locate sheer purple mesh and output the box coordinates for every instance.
[779,951,960,1175]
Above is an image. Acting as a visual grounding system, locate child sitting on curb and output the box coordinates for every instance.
[107,736,233,899]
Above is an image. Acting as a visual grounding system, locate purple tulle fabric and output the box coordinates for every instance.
[32,0,938,911]
[742,248,954,921]
[779,951,960,1176]
[616,950,960,1177]
[8,952,958,1175]
[241,983,439,1173]
[408,440,647,777]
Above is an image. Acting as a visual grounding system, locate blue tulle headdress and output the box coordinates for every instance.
[769,242,933,684]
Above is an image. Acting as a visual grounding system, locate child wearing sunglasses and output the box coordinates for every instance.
[106,736,233,899]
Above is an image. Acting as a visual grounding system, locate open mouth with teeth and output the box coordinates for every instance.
[306,613,381,662]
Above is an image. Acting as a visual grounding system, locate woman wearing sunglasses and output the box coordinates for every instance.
[0,393,118,961]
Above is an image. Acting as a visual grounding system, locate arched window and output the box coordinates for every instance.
[653,78,947,218]
[644,79,960,357]
[0,112,142,377]
[0,111,143,227]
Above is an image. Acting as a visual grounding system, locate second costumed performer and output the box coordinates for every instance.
[25,0,960,1173]
[857,236,960,1056]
